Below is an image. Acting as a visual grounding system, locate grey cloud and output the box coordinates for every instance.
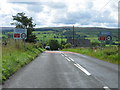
[53,8,116,27]
[8,2,42,5]
[27,5,43,13]
[46,2,66,9]
[53,11,92,25]
[92,10,116,24]
[86,1,93,9]
[105,23,117,28]
[93,16,116,23]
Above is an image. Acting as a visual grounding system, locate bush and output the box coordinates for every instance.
[48,39,60,50]
[64,43,72,48]
[91,42,100,47]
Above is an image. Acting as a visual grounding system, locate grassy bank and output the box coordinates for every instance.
[1,39,45,83]
[62,47,119,65]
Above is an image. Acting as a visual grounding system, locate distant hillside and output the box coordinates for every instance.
[35,27,118,31]
[1,27,14,32]
[1,27,118,34]
[1,26,118,42]
[35,27,118,36]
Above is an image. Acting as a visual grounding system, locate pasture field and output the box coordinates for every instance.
[33,31,67,44]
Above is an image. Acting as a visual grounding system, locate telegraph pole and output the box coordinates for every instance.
[73,25,74,47]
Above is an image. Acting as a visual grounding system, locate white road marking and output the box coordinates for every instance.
[103,86,111,90]
[62,54,90,76]
[64,54,67,57]
[74,63,91,76]
[61,54,64,57]
[68,57,74,62]
[65,57,71,62]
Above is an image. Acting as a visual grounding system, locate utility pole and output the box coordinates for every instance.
[73,25,74,47]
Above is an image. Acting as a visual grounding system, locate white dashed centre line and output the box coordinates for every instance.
[103,86,111,90]
[68,57,74,62]
[62,54,91,76]
[74,63,91,76]
[64,54,67,57]
[65,57,71,62]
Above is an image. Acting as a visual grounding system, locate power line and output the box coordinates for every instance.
[99,0,113,11]
[80,0,115,26]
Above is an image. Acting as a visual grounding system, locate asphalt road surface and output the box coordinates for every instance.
[3,51,119,89]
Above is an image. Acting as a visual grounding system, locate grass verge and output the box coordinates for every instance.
[62,46,119,65]
[1,39,45,83]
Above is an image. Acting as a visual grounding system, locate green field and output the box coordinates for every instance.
[33,31,67,44]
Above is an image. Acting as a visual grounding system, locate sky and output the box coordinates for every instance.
[0,0,119,28]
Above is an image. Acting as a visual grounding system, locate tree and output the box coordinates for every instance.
[11,12,36,42]
[48,39,60,50]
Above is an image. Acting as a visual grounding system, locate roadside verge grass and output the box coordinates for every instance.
[2,39,45,83]
[62,47,119,65]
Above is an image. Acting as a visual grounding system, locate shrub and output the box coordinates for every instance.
[64,43,72,48]
[48,39,60,50]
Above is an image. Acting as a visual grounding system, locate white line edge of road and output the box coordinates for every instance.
[103,86,111,90]
[74,63,91,76]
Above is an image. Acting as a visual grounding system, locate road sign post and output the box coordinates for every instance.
[13,28,27,40]
[98,31,112,47]
[13,28,27,49]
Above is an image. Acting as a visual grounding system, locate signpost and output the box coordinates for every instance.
[13,28,27,39]
[99,31,112,41]
[98,31,112,47]
[13,28,27,48]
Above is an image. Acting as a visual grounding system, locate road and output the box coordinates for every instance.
[2,51,119,89]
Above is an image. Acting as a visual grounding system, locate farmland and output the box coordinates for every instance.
[1,27,119,49]
[33,27,118,45]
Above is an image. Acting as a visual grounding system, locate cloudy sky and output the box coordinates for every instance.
[0,0,119,28]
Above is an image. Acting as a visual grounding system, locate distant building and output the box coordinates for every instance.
[67,39,91,47]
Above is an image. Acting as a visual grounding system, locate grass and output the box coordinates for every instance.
[1,39,45,83]
[62,46,119,65]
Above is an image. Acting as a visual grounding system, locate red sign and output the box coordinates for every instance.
[99,36,106,41]
[14,33,20,38]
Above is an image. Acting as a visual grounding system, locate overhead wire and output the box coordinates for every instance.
[79,0,116,26]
